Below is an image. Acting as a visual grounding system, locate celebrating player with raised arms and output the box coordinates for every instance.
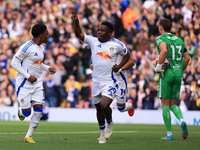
[11,24,56,143]
[71,10,134,143]
[154,18,190,140]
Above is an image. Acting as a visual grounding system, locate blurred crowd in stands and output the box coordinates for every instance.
[0,0,200,111]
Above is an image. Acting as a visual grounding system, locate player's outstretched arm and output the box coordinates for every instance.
[71,10,84,42]
[183,49,190,71]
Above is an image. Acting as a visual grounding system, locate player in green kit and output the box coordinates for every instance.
[154,18,190,140]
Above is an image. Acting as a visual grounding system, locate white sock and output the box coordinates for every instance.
[25,111,42,138]
[100,129,105,135]
[167,131,172,137]
[121,102,132,112]
[180,118,184,124]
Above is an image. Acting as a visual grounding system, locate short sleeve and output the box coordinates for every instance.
[84,34,95,45]
[118,45,128,56]
[112,38,127,56]
[156,37,163,48]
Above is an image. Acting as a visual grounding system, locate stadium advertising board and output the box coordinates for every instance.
[0,107,199,125]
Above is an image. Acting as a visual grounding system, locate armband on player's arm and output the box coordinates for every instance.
[10,57,30,79]
[40,63,50,72]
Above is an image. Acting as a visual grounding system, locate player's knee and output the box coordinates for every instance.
[117,104,125,112]
[100,104,109,111]
[34,107,43,112]
[22,110,31,117]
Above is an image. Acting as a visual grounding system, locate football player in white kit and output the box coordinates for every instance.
[11,24,56,143]
[71,10,133,143]
[112,36,135,118]
[90,40,135,141]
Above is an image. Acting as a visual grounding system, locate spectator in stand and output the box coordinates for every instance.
[63,45,79,81]
[123,23,138,45]
[79,43,91,75]
[7,84,15,106]
[135,31,151,54]
[142,87,154,110]
[52,60,66,107]
[137,87,146,110]
[189,86,200,111]
[65,75,81,108]
[127,88,137,109]
[80,76,90,108]
[0,89,11,106]
[0,53,8,70]
[0,0,199,111]
[138,58,155,78]
[177,91,191,112]
[43,74,56,107]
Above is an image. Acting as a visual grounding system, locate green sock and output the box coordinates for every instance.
[162,106,171,131]
[170,104,183,120]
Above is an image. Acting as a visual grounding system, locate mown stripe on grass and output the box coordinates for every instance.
[0,131,139,135]
[0,131,199,135]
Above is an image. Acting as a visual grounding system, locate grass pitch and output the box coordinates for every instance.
[0,121,199,150]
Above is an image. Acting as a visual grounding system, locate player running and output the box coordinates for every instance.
[71,10,134,144]
[11,24,56,143]
[154,18,190,140]
[91,46,135,141]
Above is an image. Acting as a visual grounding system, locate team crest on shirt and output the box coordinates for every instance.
[110,47,114,52]
[21,99,24,103]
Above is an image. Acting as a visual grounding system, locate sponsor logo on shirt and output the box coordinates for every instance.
[167,36,178,40]
[96,51,111,59]
[173,64,180,70]
[18,52,24,58]
[156,39,162,45]
[34,52,38,56]
[33,59,42,66]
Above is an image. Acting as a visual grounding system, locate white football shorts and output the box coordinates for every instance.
[113,71,128,104]
[92,81,115,105]
[115,81,127,104]
[17,86,45,109]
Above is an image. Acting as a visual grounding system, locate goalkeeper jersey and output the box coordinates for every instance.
[156,33,185,77]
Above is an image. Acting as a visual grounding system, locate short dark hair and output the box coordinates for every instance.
[159,18,172,32]
[101,21,114,33]
[31,24,47,37]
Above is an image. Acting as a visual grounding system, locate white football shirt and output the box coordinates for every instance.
[84,34,127,83]
[115,38,128,82]
[11,39,50,90]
